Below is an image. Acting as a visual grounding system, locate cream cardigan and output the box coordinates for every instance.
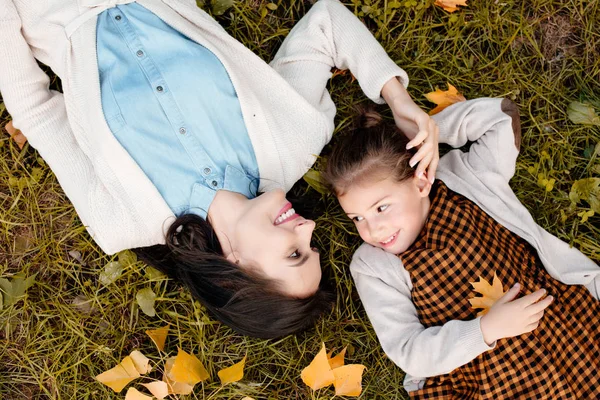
[0,0,408,254]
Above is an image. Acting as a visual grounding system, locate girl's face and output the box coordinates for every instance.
[211,189,322,298]
[338,175,432,254]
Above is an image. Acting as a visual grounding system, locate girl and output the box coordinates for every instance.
[0,0,439,338]
[323,98,600,398]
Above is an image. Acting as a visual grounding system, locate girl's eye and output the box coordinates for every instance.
[289,249,301,259]
[377,204,389,212]
[352,216,364,222]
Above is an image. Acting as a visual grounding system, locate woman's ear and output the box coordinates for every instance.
[414,173,433,197]
[225,251,241,265]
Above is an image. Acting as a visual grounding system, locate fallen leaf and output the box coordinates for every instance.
[169,348,210,386]
[212,0,234,15]
[96,356,141,392]
[303,169,328,195]
[163,356,195,395]
[146,326,169,352]
[99,261,123,286]
[136,288,157,317]
[4,120,27,149]
[241,398,255,400]
[141,381,169,399]
[0,272,37,308]
[327,347,347,369]
[125,387,153,400]
[577,209,595,223]
[118,250,138,266]
[130,350,152,375]
[569,178,600,213]
[468,272,506,317]
[72,294,96,315]
[332,364,366,397]
[434,0,468,13]
[424,83,467,115]
[301,343,335,390]
[567,101,600,126]
[218,355,246,385]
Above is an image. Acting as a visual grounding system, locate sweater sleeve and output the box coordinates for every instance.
[350,244,495,378]
[269,0,408,115]
[432,98,521,182]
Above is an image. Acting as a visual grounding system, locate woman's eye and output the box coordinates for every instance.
[352,216,364,222]
[377,204,389,212]
[289,250,301,259]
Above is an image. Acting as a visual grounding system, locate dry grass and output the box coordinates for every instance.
[1,0,599,399]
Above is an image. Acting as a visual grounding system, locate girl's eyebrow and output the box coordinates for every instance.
[369,196,389,209]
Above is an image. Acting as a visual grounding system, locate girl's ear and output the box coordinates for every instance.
[414,173,433,197]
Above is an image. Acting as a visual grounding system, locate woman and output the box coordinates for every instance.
[0,0,439,338]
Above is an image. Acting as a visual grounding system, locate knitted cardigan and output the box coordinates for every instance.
[0,0,408,254]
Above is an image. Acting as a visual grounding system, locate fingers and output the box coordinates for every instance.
[526,295,553,314]
[410,143,434,176]
[497,283,521,304]
[525,321,541,332]
[407,129,428,150]
[514,288,547,307]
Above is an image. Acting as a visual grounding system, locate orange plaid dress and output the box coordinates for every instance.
[400,181,600,399]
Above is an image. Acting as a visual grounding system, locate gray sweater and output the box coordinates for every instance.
[349,98,600,391]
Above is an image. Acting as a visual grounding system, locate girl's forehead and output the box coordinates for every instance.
[339,177,414,210]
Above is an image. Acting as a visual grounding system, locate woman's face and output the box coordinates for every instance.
[211,189,322,298]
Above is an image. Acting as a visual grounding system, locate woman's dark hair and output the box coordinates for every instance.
[133,213,334,339]
[322,107,415,196]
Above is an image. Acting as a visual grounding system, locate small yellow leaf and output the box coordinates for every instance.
[125,387,153,400]
[424,83,467,115]
[4,120,27,150]
[130,350,152,375]
[141,381,169,400]
[468,272,506,317]
[301,343,335,390]
[96,356,141,393]
[169,348,210,386]
[434,0,468,13]
[328,347,347,369]
[163,356,195,395]
[218,355,246,385]
[146,326,169,352]
[332,364,366,396]
[241,398,256,400]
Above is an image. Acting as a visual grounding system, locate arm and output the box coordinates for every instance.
[351,244,494,378]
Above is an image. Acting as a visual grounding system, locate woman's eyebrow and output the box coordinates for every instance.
[290,253,310,268]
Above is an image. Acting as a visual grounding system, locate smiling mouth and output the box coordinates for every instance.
[274,202,299,225]
[379,230,399,247]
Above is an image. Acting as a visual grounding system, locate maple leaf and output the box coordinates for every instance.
[468,272,506,317]
[168,348,210,386]
[434,0,468,13]
[332,364,366,397]
[301,343,336,390]
[145,325,169,352]
[4,120,27,150]
[217,355,246,385]
[424,83,467,115]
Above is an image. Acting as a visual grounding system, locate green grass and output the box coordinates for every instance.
[1,0,599,398]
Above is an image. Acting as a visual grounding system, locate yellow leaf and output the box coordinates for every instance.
[424,83,467,115]
[145,325,169,352]
[130,350,152,375]
[434,0,468,13]
[332,364,366,397]
[141,381,169,400]
[4,120,27,150]
[301,343,335,390]
[327,347,347,369]
[218,355,246,385]
[169,348,210,386]
[95,356,141,393]
[241,398,255,400]
[163,356,195,395]
[468,272,506,317]
[125,387,153,400]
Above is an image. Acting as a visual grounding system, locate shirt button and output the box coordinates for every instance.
[115,15,122,21]
[203,167,211,175]
[179,127,186,135]
[211,180,218,187]
[136,50,144,57]
[156,86,164,92]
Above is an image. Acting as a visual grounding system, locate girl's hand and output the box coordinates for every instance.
[381,78,439,183]
[480,283,554,346]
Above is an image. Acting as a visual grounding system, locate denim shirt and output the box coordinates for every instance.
[96,2,259,218]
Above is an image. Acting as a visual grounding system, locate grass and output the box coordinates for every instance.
[1,0,599,398]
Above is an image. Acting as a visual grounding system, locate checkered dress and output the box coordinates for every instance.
[401,181,600,399]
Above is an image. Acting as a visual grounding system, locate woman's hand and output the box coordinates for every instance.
[382,78,439,183]
[479,283,554,346]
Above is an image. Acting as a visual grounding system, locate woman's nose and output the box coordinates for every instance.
[296,219,316,238]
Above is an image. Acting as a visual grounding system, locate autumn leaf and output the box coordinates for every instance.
[0,271,36,309]
[468,272,506,317]
[327,347,347,370]
[4,120,27,150]
[434,0,468,13]
[332,364,366,397]
[567,101,600,126]
[163,356,195,395]
[218,355,246,385]
[424,83,467,115]
[141,381,169,399]
[125,387,153,400]
[303,169,328,195]
[146,325,169,352]
[130,350,152,374]
[96,355,141,392]
[168,348,210,386]
[301,343,336,390]
[569,178,600,213]
[136,287,157,317]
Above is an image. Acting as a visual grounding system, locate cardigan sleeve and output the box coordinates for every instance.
[269,0,409,116]
[350,244,495,378]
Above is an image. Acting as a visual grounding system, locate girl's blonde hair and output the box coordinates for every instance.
[323,108,416,196]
